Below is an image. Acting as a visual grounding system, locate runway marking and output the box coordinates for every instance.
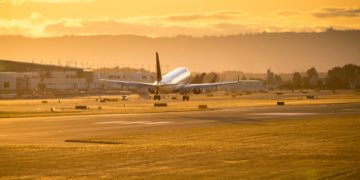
[94,121,171,125]
[42,113,147,122]
[343,109,359,111]
[249,112,318,116]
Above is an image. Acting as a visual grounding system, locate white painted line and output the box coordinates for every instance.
[143,121,170,125]
[42,113,144,122]
[95,121,146,125]
[343,109,359,111]
[249,112,318,116]
[94,121,171,125]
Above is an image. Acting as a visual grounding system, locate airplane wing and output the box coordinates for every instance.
[181,80,239,90]
[98,74,156,88]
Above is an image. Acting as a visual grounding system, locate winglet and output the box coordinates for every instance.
[156,52,162,82]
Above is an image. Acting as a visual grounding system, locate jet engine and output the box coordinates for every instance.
[192,88,203,94]
[148,88,156,94]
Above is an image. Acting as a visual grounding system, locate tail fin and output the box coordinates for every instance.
[156,52,162,82]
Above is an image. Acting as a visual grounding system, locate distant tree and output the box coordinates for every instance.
[326,64,360,89]
[343,64,360,87]
[279,80,292,90]
[302,76,310,89]
[326,66,346,89]
[274,75,282,84]
[242,76,247,80]
[292,72,303,89]
[306,67,319,79]
[316,79,324,89]
[305,67,319,89]
[205,72,219,83]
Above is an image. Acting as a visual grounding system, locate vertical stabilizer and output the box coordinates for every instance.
[156,52,162,82]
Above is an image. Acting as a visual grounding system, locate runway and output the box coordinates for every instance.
[0,103,359,145]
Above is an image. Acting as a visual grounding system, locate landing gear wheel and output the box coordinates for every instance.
[182,95,189,101]
[154,94,161,101]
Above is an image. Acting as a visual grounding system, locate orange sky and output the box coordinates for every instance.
[0,0,359,37]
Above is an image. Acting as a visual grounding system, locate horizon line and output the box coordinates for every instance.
[1,27,359,39]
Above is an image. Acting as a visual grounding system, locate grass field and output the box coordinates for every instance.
[0,90,359,118]
[0,115,359,179]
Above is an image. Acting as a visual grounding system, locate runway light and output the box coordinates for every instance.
[277,102,285,106]
[154,103,167,107]
[75,105,88,109]
[198,104,208,109]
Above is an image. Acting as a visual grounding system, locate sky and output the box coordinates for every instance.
[0,0,360,37]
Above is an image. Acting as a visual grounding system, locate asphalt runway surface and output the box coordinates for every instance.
[0,103,359,145]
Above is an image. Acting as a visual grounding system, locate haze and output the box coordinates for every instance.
[0,0,359,72]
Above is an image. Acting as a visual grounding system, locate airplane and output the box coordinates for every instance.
[99,52,239,101]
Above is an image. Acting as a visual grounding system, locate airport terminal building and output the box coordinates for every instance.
[0,59,157,98]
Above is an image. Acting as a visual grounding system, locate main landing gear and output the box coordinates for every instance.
[154,94,189,101]
[182,95,190,101]
[154,94,161,101]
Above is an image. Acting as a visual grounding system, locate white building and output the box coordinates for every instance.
[0,72,17,93]
[0,68,157,98]
[41,71,89,91]
[96,70,155,91]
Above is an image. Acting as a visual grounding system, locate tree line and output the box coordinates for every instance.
[275,64,360,90]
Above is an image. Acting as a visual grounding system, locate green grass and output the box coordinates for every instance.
[0,115,359,179]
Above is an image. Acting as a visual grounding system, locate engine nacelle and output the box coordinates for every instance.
[192,88,203,94]
[148,88,156,94]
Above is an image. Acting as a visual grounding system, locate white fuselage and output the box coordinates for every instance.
[154,67,191,93]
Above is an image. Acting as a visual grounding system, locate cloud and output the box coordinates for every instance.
[44,19,217,37]
[0,9,359,37]
[0,12,49,36]
[313,7,360,18]
[273,10,304,16]
[41,11,254,37]
[0,0,94,5]
[43,18,330,37]
[165,11,244,21]
[212,23,254,34]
